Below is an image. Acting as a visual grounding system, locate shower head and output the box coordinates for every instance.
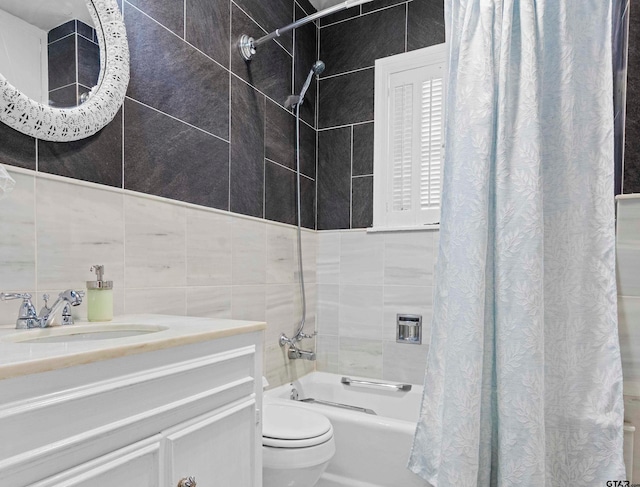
[292,60,325,108]
[312,60,326,75]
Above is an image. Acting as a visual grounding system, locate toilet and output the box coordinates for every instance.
[262,402,336,487]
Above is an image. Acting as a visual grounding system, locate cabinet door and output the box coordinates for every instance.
[163,398,256,487]
[31,436,161,487]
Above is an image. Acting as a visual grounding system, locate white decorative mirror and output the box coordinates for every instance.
[0,0,129,142]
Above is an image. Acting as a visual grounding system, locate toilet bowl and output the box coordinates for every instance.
[262,402,336,487]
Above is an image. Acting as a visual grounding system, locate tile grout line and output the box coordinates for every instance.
[121,102,125,190]
[33,174,39,301]
[315,19,320,231]
[49,82,78,93]
[232,74,316,132]
[318,119,373,132]
[319,65,373,81]
[183,193,188,316]
[228,0,233,213]
[381,218,387,376]
[122,170,127,314]
[124,96,230,143]
[292,0,297,97]
[350,125,354,229]
[75,30,79,104]
[337,231,342,372]
[48,32,78,46]
[320,1,411,29]
[265,158,315,181]
[230,0,293,57]
[405,3,409,52]
[263,95,267,220]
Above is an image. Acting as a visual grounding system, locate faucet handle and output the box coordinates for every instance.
[1,292,38,329]
[0,292,32,301]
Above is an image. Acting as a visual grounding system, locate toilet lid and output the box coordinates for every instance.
[263,404,333,447]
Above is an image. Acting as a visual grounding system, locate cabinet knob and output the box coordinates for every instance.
[177,477,196,487]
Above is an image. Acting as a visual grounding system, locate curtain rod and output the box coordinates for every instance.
[238,0,374,61]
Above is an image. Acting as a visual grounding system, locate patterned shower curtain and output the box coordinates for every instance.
[408,0,626,485]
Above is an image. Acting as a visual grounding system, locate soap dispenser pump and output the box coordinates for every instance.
[87,265,113,322]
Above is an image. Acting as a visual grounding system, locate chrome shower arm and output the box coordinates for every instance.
[239,0,374,60]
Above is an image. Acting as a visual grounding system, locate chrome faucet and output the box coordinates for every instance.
[288,348,316,361]
[38,290,83,328]
[280,333,316,361]
[1,290,83,329]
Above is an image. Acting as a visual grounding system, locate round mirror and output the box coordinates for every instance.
[0,0,129,142]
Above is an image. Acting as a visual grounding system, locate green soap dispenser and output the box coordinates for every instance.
[87,265,113,322]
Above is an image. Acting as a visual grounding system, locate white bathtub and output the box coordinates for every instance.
[264,372,429,487]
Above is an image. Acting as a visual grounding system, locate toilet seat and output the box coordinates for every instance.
[263,404,334,448]
[262,402,336,486]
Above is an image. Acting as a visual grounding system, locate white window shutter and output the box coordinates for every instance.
[392,83,413,213]
[373,44,447,230]
[417,76,444,224]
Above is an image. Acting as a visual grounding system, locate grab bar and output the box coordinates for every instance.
[341,376,412,392]
[299,398,377,415]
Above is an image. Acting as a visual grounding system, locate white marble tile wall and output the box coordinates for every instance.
[315,229,437,384]
[0,168,316,388]
[618,197,640,396]
[617,196,640,480]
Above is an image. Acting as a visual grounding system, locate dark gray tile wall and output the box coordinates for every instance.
[319,6,405,77]
[38,109,123,187]
[0,0,319,230]
[318,68,374,128]
[352,175,373,228]
[230,76,265,218]
[265,161,315,228]
[126,4,230,139]
[49,85,78,109]
[408,0,445,51]
[48,20,76,43]
[317,0,445,229]
[234,0,294,53]
[124,99,230,208]
[318,128,351,230]
[47,20,100,108]
[352,122,374,176]
[0,124,36,171]
[77,36,100,88]
[48,35,76,92]
[294,5,318,127]
[624,1,640,193]
[185,0,230,67]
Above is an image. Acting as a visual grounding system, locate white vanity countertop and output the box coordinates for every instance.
[0,314,266,380]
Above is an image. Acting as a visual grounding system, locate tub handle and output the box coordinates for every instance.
[341,376,412,392]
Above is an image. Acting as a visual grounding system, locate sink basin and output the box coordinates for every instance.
[2,324,168,344]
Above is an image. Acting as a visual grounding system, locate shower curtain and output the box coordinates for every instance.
[408,0,626,485]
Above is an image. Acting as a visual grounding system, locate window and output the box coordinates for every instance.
[373,44,447,230]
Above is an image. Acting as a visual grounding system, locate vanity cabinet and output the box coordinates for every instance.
[163,398,256,486]
[30,436,162,487]
[0,330,263,487]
